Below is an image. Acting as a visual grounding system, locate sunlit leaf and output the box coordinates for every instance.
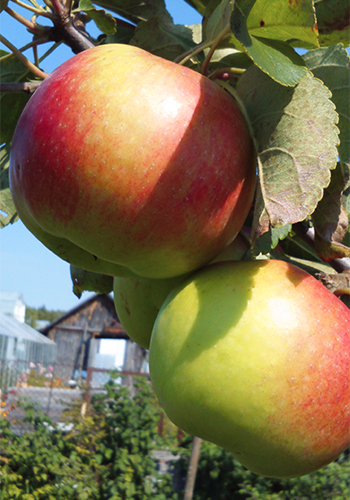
[246,0,318,48]
[231,1,308,85]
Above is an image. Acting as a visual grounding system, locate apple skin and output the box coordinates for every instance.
[149,259,350,478]
[113,233,250,348]
[9,44,256,279]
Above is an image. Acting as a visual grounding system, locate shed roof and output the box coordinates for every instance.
[39,294,128,340]
[0,312,56,345]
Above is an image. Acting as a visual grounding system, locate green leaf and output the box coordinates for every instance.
[184,0,211,16]
[0,144,18,228]
[303,45,350,258]
[315,0,350,47]
[0,92,30,144]
[231,3,307,86]
[312,163,350,260]
[312,164,349,239]
[70,265,113,298]
[203,0,232,42]
[0,0,8,12]
[76,0,117,35]
[246,0,318,48]
[0,50,29,81]
[131,17,200,62]
[0,50,34,144]
[92,0,171,25]
[252,224,292,255]
[303,44,350,185]
[104,447,113,460]
[314,232,350,261]
[237,66,339,241]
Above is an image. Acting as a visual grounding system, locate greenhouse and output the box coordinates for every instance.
[0,312,57,391]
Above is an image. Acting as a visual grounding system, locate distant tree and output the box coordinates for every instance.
[25,306,66,328]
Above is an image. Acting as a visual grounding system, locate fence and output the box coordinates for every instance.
[0,358,149,434]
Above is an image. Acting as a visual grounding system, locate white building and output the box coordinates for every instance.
[0,291,26,323]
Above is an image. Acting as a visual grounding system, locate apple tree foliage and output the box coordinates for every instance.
[0,0,349,301]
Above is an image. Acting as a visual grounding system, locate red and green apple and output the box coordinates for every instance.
[149,259,350,478]
[9,43,255,279]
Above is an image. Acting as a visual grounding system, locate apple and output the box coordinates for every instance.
[113,233,250,348]
[149,259,350,478]
[9,43,256,279]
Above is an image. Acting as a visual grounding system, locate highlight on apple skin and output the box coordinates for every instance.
[9,43,256,280]
[149,259,350,478]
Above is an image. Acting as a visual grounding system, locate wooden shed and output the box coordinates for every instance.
[40,294,146,383]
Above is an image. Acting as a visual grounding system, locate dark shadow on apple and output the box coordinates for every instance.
[115,74,255,278]
[164,260,261,366]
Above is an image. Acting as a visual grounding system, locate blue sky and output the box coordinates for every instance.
[0,1,201,311]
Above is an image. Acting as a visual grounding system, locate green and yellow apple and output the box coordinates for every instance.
[113,233,250,348]
[149,259,350,478]
[9,44,255,279]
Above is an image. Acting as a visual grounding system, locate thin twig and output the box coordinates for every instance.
[174,40,212,66]
[201,25,231,76]
[0,34,48,79]
[38,40,62,63]
[0,37,47,62]
[10,0,54,19]
[33,43,39,66]
[5,6,44,34]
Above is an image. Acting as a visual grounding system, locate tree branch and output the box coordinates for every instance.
[49,11,95,53]
[0,81,42,94]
